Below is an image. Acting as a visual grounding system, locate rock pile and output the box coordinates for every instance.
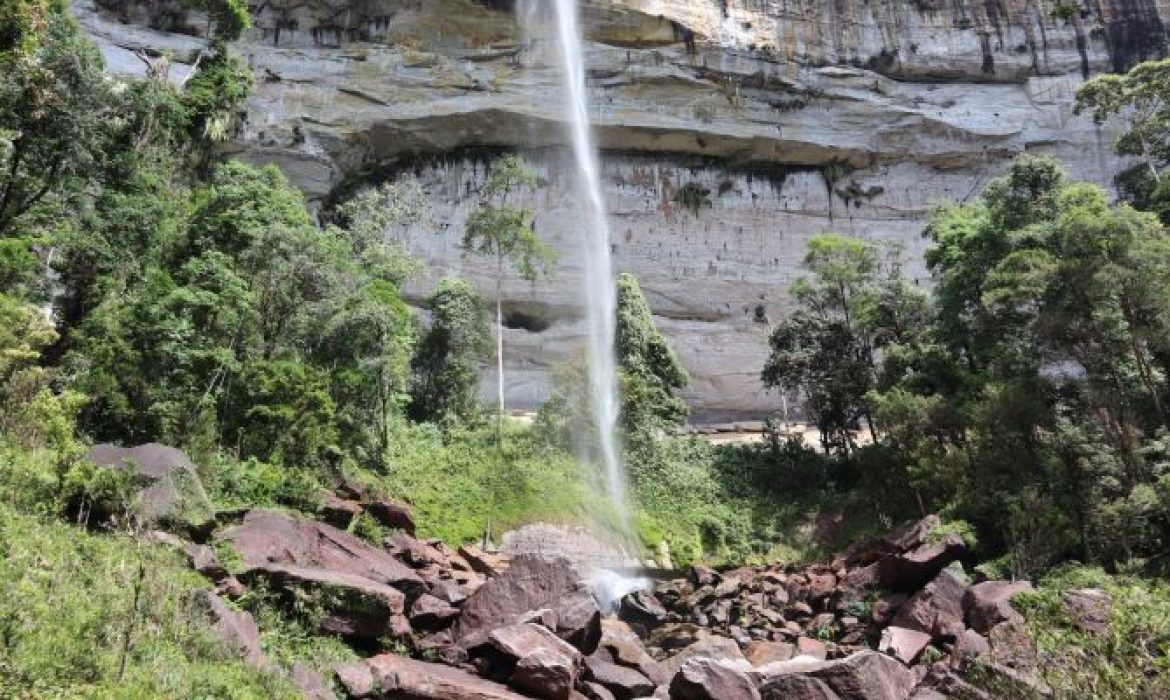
[118,445,1054,699]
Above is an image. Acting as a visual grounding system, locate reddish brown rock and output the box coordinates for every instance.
[806,572,837,601]
[891,570,967,638]
[965,581,1032,634]
[952,629,990,667]
[200,591,265,668]
[555,587,603,654]
[364,498,416,534]
[618,590,667,630]
[795,637,828,660]
[291,663,337,700]
[455,554,598,655]
[219,509,425,596]
[744,640,795,666]
[389,533,447,568]
[878,626,932,665]
[670,658,761,700]
[804,651,917,700]
[320,493,363,529]
[759,672,841,700]
[872,593,908,625]
[459,544,510,576]
[987,621,1039,672]
[660,635,747,678]
[489,622,584,668]
[598,618,668,685]
[1061,588,1112,636]
[334,661,375,697]
[410,593,459,630]
[584,656,655,700]
[877,534,967,592]
[249,564,407,640]
[359,653,529,699]
[513,646,579,700]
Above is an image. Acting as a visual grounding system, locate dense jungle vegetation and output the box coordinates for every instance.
[2,1,1170,696]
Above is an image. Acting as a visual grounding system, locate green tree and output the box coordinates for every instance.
[461,154,557,439]
[0,2,113,237]
[615,272,689,431]
[409,278,491,424]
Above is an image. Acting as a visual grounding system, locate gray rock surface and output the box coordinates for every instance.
[75,0,1163,418]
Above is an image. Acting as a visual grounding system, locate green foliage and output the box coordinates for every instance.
[0,1,112,237]
[764,234,928,453]
[616,272,689,431]
[1077,58,1170,181]
[461,155,556,283]
[1017,566,1170,699]
[0,494,293,698]
[409,278,491,425]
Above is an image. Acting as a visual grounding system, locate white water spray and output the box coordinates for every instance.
[519,0,629,535]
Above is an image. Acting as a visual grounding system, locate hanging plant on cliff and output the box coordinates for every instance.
[460,154,557,442]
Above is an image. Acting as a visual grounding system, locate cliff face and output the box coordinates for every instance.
[76,0,1167,419]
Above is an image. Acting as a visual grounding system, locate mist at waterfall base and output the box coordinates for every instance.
[516,1,632,547]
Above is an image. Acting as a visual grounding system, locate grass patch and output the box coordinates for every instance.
[0,503,294,698]
[1015,565,1170,699]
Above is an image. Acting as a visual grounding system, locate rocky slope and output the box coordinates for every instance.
[75,0,1167,419]
[125,440,1076,699]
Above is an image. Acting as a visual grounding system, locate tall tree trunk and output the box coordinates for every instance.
[496,258,505,447]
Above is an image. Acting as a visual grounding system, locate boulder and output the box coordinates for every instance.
[320,493,363,529]
[87,443,215,534]
[581,681,618,700]
[759,673,841,700]
[389,533,447,568]
[1061,588,1112,636]
[744,640,795,666]
[878,626,932,665]
[334,661,376,698]
[219,509,425,596]
[246,564,407,640]
[804,651,916,700]
[291,663,338,700]
[454,554,586,649]
[598,618,668,685]
[556,587,603,654]
[952,629,990,666]
[341,653,529,699]
[891,570,967,638]
[489,622,584,666]
[878,534,967,592]
[459,544,510,576]
[410,593,460,630]
[964,581,1032,634]
[199,590,264,668]
[795,637,828,660]
[987,621,1038,672]
[660,635,747,678]
[618,590,667,630]
[512,646,578,700]
[364,498,416,534]
[871,593,908,625]
[185,543,230,581]
[669,658,761,700]
[584,656,655,700]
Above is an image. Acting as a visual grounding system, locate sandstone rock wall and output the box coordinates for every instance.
[74,0,1166,419]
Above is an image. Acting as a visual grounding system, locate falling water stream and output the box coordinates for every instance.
[518,1,630,539]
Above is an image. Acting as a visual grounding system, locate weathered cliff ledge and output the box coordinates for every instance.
[75,0,1166,419]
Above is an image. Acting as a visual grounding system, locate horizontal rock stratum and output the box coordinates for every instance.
[76,0,1165,418]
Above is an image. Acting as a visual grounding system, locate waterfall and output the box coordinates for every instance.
[518,1,630,537]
